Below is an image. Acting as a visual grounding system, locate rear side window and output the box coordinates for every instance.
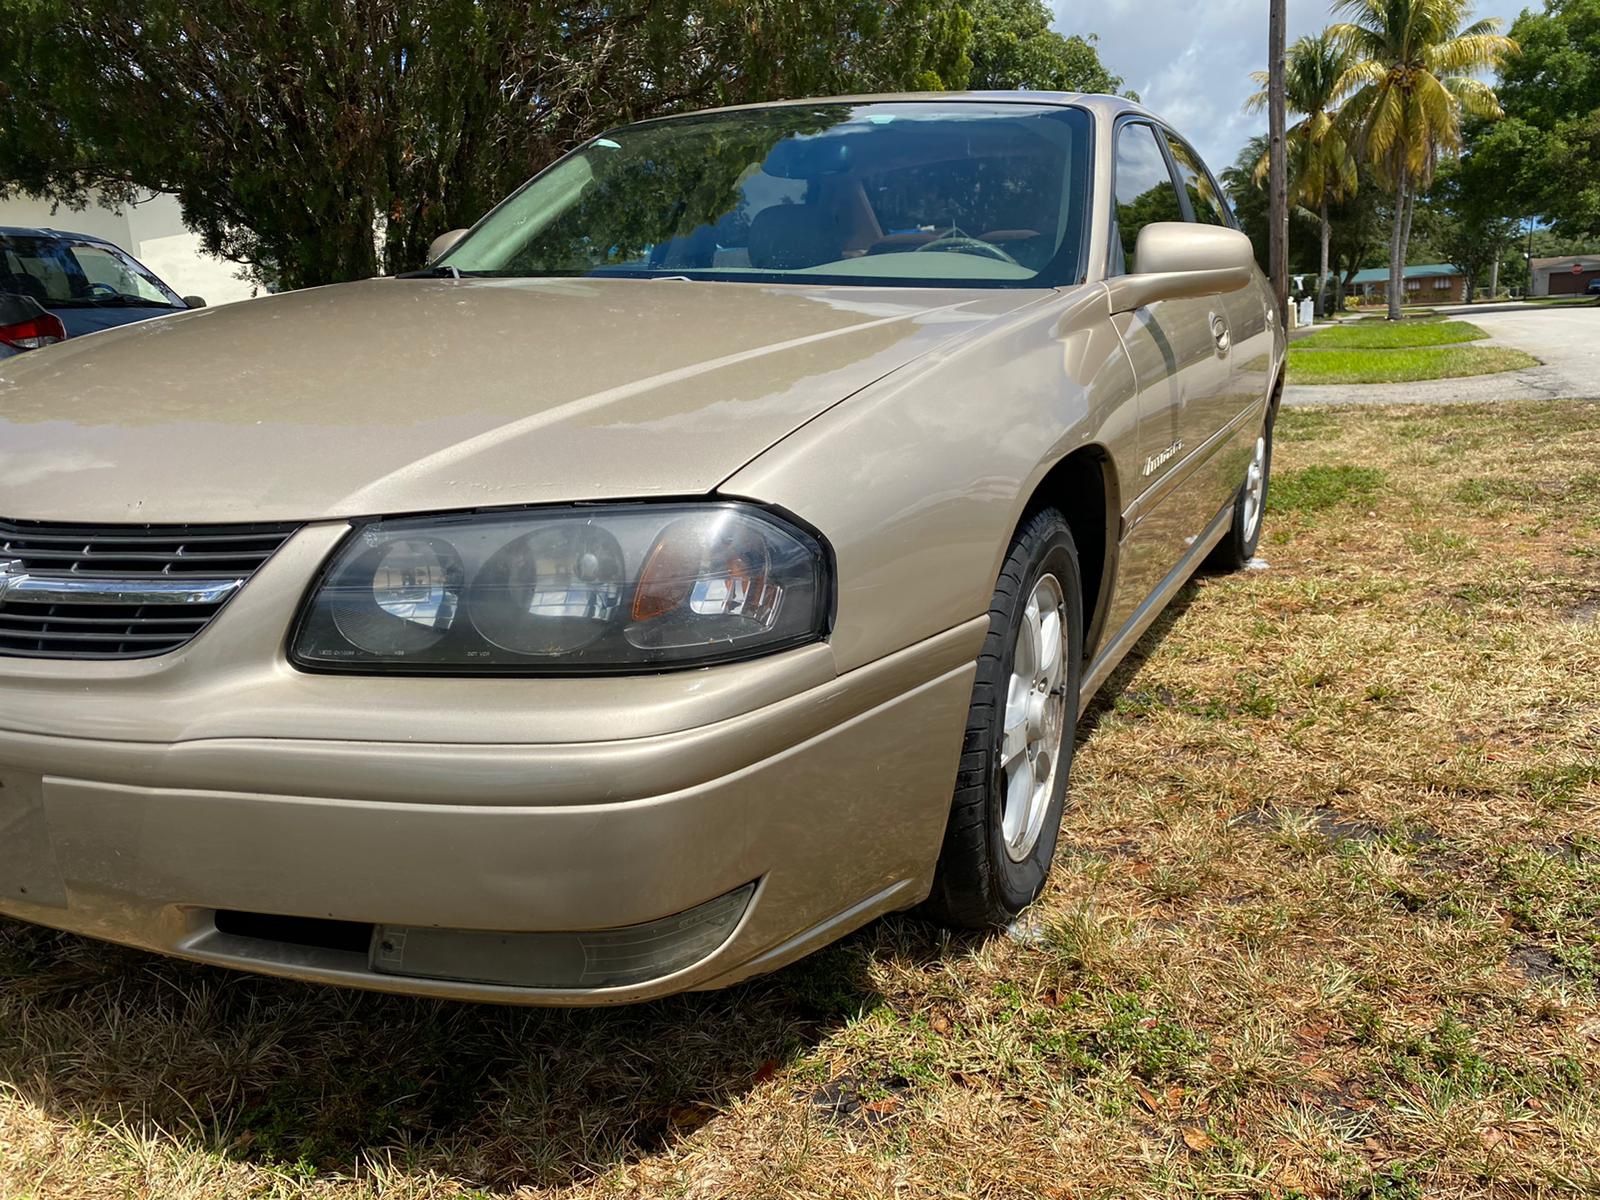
[1164,134,1232,227]
[1,241,73,302]
[1111,123,1184,273]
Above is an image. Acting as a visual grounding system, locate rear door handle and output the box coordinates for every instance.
[1210,311,1231,356]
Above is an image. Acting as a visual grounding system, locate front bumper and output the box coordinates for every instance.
[0,530,984,1003]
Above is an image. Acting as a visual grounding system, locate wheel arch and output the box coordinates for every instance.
[1018,443,1120,665]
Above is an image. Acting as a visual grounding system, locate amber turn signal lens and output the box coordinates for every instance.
[631,535,699,622]
[631,512,775,627]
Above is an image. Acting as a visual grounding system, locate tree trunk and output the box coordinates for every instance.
[1399,184,1417,270]
[1316,195,1331,320]
[1487,255,1499,301]
[1387,168,1409,322]
[1267,0,1289,326]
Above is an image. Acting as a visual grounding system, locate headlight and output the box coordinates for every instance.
[291,504,830,673]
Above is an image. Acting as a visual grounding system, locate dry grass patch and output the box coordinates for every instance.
[4,400,1600,1199]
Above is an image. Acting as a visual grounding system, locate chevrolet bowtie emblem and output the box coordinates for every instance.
[0,559,27,602]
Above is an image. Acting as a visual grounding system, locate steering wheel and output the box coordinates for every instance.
[82,282,120,299]
[913,232,1021,267]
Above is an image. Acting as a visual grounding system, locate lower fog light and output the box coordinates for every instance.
[370,883,755,989]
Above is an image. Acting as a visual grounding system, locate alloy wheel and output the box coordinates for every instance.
[999,573,1069,862]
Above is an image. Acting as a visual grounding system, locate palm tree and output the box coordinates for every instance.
[1329,0,1516,320]
[1248,31,1359,318]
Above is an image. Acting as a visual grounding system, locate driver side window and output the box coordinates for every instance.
[1111,123,1184,275]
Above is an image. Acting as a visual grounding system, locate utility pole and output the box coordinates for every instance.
[1268,0,1289,326]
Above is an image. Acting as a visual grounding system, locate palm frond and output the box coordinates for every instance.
[1456,17,1503,39]
[1424,32,1518,74]
[1333,58,1386,98]
[1445,74,1505,119]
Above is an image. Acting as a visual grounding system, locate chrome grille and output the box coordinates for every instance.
[0,519,299,659]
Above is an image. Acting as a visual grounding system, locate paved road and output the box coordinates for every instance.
[1282,304,1599,407]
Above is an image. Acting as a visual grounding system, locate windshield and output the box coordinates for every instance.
[0,235,184,308]
[441,102,1092,288]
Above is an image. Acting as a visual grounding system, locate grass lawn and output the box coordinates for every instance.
[4,401,1600,1199]
[1288,343,1538,385]
[1295,319,1487,351]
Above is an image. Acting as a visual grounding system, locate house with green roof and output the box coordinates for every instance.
[1348,263,1466,305]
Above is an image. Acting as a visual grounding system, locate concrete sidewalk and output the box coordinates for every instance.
[1283,306,1600,407]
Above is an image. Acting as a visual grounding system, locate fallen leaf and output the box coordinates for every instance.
[1135,1084,1164,1116]
[1164,1085,1185,1114]
[752,1060,779,1085]
[1181,1127,1216,1153]
[930,1013,952,1035]
[863,1096,901,1116]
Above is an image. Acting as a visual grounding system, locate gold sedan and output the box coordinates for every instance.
[0,93,1283,1003]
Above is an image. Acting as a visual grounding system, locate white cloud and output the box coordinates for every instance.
[1053,0,1525,175]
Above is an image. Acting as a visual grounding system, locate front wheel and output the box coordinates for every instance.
[923,508,1083,928]
[1208,406,1275,572]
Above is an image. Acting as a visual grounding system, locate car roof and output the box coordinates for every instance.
[0,226,118,246]
[625,91,1157,127]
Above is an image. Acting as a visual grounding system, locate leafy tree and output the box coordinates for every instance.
[964,0,1124,94]
[1330,0,1516,319]
[1412,149,1520,299]
[0,0,1125,290]
[1247,31,1358,317]
[1471,0,1600,240]
[0,1,972,288]
[1221,136,1323,275]
[1327,172,1392,306]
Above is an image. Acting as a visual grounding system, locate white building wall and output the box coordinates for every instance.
[0,191,259,305]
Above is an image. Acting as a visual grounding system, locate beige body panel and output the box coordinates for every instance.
[0,278,1046,524]
[0,631,980,1005]
[0,93,1284,1003]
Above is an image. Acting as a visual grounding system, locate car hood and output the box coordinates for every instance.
[0,277,1047,524]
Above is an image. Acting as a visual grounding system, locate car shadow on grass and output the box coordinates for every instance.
[0,911,979,1191]
[1077,577,1203,739]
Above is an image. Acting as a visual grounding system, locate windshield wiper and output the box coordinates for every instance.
[52,296,178,308]
[397,263,462,279]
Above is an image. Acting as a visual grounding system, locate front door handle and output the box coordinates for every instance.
[1210,311,1231,356]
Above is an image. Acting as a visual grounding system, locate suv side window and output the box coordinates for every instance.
[1112,122,1184,274]
[1163,133,1233,227]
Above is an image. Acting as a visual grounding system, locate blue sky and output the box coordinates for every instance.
[1052,0,1531,174]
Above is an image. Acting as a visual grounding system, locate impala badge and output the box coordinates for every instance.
[1142,441,1184,477]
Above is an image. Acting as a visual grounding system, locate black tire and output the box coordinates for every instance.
[1208,404,1276,572]
[923,508,1083,928]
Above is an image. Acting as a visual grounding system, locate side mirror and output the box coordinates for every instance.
[182,295,207,309]
[1107,223,1257,314]
[428,228,469,264]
